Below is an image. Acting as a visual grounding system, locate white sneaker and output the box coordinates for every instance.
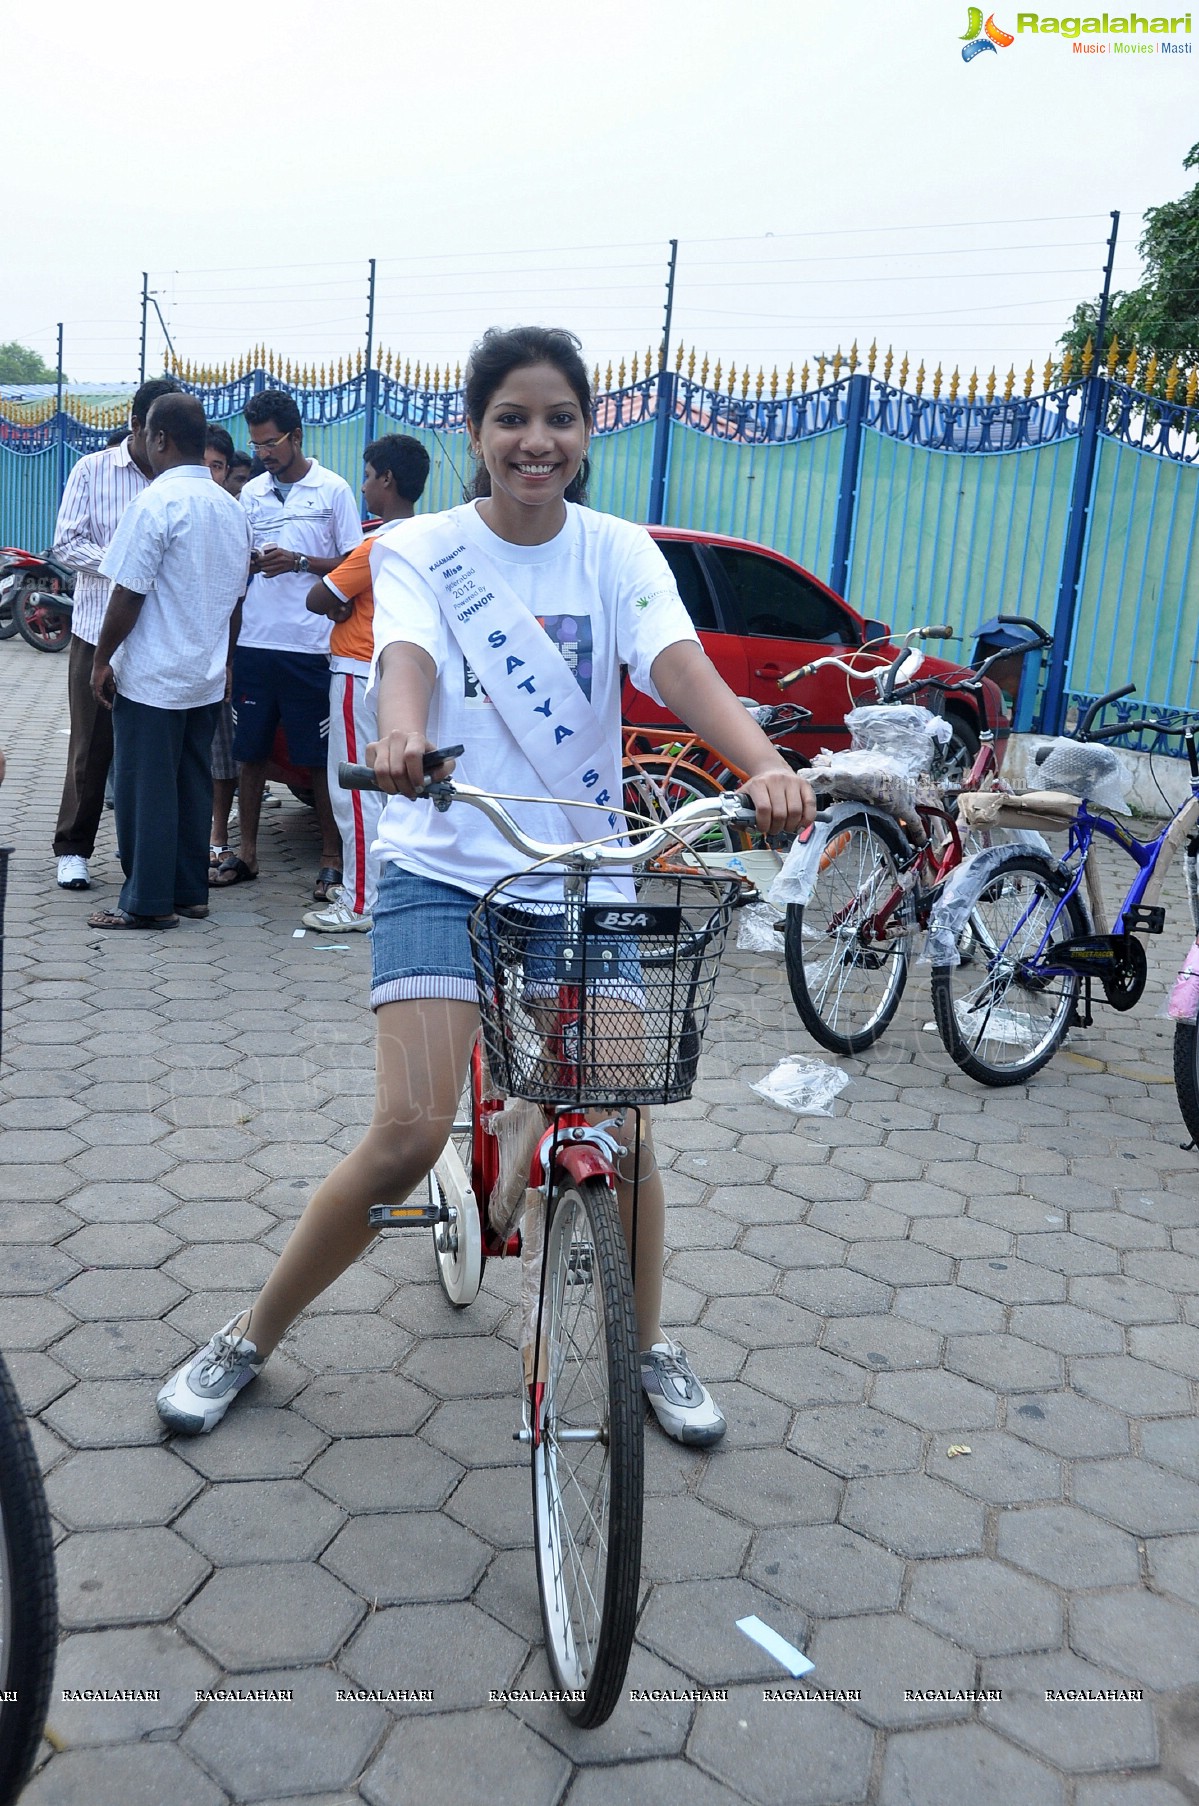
[641,1341,726,1445]
[301,899,372,933]
[56,855,90,890]
[156,1317,265,1435]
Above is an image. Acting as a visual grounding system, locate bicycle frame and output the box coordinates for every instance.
[978,790,1199,981]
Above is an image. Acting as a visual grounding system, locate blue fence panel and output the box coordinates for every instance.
[4,362,1199,747]
[845,430,1078,641]
[1069,431,1199,715]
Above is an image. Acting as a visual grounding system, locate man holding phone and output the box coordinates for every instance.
[217,389,361,894]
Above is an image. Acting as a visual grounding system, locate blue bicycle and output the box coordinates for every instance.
[930,686,1199,1086]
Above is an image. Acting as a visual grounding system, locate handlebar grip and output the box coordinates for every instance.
[1078,683,1136,741]
[996,614,1053,648]
[338,763,381,791]
[1085,722,1132,742]
[777,664,814,690]
[921,624,955,640]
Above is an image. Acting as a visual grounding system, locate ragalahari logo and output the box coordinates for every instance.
[961,7,1016,55]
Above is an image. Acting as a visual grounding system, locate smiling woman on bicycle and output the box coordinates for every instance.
[156,325,815,1445]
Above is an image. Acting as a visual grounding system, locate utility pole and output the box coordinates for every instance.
[1093,209,1121,369]
[139,273,149,384]
[648,239,679,524]
[659,238,678,373]
[365,257,377,377]
[55,322,66,498]
[363,257,378,448]
[1040,210,1121,734]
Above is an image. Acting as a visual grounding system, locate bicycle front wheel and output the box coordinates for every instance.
[531,1176,642,1728]
[931,851,1086,1086]
[0,1349,57,1806]
[784,809,911,1054]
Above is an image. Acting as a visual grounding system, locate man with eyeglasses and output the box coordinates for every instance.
[216,389,361,895]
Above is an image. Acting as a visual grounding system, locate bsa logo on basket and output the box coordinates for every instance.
[585,905,683,935]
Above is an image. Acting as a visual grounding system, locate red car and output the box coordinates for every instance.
[627,527,1004,775]
[268,525,1004,798]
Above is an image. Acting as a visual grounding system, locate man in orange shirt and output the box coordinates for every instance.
[302,434,430,931]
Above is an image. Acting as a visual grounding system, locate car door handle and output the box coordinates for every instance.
[754,663,785,678]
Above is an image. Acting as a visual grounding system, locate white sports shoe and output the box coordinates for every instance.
[302,899,372,933]
[641,1341,726,1446]
[156,1317,265,1434]
[56,855,90,890]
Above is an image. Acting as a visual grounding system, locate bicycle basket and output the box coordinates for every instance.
[469,868,740,1107]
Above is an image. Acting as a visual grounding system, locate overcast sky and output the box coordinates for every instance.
[4,0,1193,386]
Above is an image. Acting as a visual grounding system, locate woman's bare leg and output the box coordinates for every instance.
[241,998,478,1357]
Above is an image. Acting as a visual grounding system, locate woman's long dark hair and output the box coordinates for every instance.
[463,325,591,505]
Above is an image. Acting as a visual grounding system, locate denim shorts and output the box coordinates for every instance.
[370,867,478,1010]
[369,864,644,1012]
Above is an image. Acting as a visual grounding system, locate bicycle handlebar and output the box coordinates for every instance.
[1077,683,1137,741]
[778,623,952,691]
[337,762,759,867]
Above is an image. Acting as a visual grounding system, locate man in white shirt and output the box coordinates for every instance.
[215,390,362,896]
[86,394,252,929]
[49,376,180,891]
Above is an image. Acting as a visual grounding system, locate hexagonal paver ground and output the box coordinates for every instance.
[11,635,1199,1806]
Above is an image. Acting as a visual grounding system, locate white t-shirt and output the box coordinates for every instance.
[99,464,253,710]
[368,501,699,897]
[239,459,363,656]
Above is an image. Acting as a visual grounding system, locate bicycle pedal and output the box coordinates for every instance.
[368,1202,446,1229]
[1124,905,1165,935]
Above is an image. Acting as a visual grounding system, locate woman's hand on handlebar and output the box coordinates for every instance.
[365,732,457,797]
[738,764,817,836]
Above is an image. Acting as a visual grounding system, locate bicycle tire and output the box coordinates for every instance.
[0,1348,57,1806]
[783,808,911,1054]
[1173,1021,1199,1150]
[531,1175,642,1728]
[931,850,1087,1086]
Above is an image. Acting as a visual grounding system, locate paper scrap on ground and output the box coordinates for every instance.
[292,929,306,938]
[946,1445,972,1458]
[314,943,350,952]
[736,1615,814,1678]
[750,1055,849,1116]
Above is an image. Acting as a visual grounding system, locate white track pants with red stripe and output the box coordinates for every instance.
[327,670,383,917]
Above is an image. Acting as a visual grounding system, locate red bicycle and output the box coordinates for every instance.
[340,762,746,1726]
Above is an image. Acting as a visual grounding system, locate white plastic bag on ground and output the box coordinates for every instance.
[750,1054,850,1116]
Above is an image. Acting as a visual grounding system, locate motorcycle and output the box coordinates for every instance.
[0,549,74,653]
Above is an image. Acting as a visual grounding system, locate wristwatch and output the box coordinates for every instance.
[294,554,311,574]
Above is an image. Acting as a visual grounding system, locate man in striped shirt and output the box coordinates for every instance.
[50,376,180,891]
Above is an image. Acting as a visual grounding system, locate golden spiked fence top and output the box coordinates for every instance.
[4,337,1198,425]
[0,395,131,428]
[162,338,1199,410]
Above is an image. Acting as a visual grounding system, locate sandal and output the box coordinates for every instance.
[175,904,210,919]
[211,856,258,887]
[312,866,343,902]
[209,843,232,866]
[88,909,178,930]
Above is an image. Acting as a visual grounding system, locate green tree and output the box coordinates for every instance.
[0,341,65,384]
[1059,141,1199,376]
